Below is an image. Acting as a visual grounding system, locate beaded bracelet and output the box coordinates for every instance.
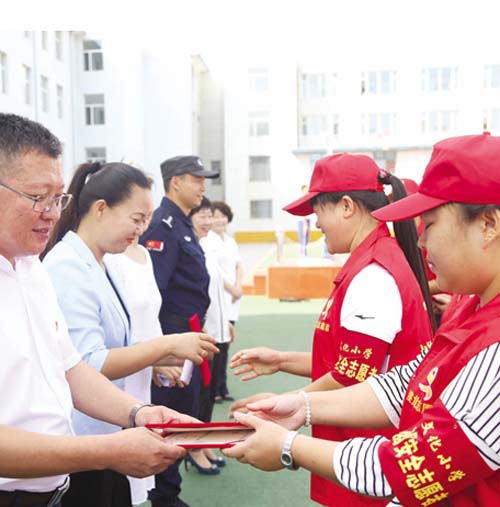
[298,390,311,427]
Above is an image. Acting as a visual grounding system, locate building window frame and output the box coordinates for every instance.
[249,156,271,182]
[84,94,106,125]
[249,112,270,137]
[23,64,32,104]
[0,51,7,94]
[55,31,63,60]
[85,147,107,163]
[40,75,49,112]
[56,85,64,119]
[83,40,104,71]
[250,199,273,219]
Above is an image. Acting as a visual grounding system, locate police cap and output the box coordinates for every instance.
[160,155,219,181]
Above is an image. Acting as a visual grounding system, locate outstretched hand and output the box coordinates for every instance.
[245,393,306,430]
[222,411,287,471]
[230,347,281,381]
[228,392,276,417]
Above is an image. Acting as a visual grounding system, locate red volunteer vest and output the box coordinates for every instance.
[379,293,500,507]
[311,223,434,507]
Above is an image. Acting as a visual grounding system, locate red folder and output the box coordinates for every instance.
[190,314,211,387]
[146,422,254,449]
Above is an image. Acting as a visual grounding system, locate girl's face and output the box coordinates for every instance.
[98,185,154,254]
[419,204,497,298]
[313,200,353,254]
[191,207,213,239]
[212,209,228,235]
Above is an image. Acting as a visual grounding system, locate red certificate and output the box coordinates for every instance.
[146,422,254,449]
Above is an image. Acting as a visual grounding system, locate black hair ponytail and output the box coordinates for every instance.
[378,171,437,333]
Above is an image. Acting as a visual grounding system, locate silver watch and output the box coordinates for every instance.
[280,430,299,470]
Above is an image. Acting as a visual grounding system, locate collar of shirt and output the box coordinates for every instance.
[160,196,193,227]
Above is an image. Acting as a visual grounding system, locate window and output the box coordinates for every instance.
[248,68,268,93]
[361,70,397,94]
[482,109,500,131]
[211,160,222,185]
[84,94,105,125]
[85,147,107,163]
[373,150,396,172]
[362,113,397,136]
[249,156,271,181]
[40,75,49,112]
[250,199,272,219]
[23,65,31,104]
[249,112,270,137]
[301,73,327,99]
[55,31,63,60]
[56,85,63,119]
[83,40,104,71]
[0,52,7,94]
[484,65,500,88]
[24,31,31,39]
[332,114,339,137]
[421,111,458,133]
[41,31,48,50]
[421,67,458,91]
[301,114,327,136]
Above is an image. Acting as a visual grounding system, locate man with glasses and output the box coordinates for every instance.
[0,113,189,507]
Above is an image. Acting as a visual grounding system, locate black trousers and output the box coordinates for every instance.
[61,470,131,507]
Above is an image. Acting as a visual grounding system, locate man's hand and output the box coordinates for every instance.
[431,293,452,315]
[230,347,281,381]
[106,428,186,477]
[229,392,276,417]
[134,405,197,427]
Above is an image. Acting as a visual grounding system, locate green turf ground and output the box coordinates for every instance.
[140,295,325,507]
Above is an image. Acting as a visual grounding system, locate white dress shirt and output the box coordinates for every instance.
[0,254,80,492]
[105,246,161,505]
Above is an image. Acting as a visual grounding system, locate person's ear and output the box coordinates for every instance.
[340,196,355,218]
[481,209,500,248]
[93,199,108,219]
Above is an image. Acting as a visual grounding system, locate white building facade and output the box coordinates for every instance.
[219,39,500,239]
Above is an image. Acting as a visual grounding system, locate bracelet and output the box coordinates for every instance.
[298,391,311,427]
[128,403,155,428]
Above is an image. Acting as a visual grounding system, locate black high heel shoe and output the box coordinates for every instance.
[207,456,226,468]
[184,453,220,475]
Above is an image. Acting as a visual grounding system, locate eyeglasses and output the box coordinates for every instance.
[0,181,73,213]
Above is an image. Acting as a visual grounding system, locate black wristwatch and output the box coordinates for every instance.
[280,431,299,470]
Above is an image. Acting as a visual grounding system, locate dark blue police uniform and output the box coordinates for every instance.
[140,195,210,505]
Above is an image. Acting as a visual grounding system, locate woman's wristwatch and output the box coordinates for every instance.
[280,430,299,470]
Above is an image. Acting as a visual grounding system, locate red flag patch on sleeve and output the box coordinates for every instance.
[145,240,164,252]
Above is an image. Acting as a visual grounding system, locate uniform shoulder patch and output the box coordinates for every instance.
[145,239,164,252]
[162,216,174,228]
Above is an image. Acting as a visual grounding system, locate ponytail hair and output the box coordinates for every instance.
[310,171,437,333]
[43,161,153,255]
[378,171,437,333]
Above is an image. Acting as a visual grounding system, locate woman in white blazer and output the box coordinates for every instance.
[43,162,218,507]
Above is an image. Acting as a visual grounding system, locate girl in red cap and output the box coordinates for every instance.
[225,134,500,507]
[230,153,435,507]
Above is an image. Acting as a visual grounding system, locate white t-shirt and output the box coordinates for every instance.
[105,245,161,504]
[200,233,231,344]
[209,231,243,322]
[340,263,403,373]
[0,254,80,492]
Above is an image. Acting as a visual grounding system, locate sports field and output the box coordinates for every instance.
[140,295,325,507]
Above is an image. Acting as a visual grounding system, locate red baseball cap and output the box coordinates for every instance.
[373,133,500,222]
[400,178,419,195]
[283,153,383,216]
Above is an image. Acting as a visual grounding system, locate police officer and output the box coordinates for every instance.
[140,155,219,507]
